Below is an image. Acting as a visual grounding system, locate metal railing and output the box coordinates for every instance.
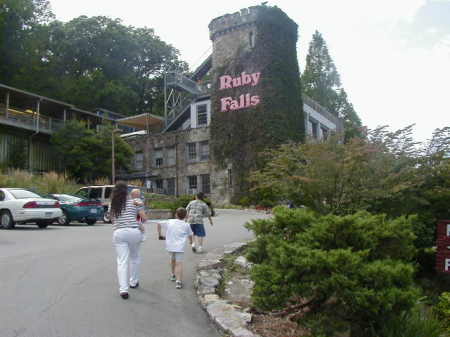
[0,106,65,134]
[166,72,202,95]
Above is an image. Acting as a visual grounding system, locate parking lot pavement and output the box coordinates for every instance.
[0,209,268,337]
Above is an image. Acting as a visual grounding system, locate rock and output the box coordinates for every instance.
[197,258,223,271]
[235,256,253,269]
[224,277,254,307]
[206,301,258,337]
[224,242,246,255]
[197,286,216,296]
[200,276,220,288]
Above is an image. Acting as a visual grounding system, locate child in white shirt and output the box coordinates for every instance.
[157,208,193,289]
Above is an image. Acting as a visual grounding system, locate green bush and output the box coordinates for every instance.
[0,170,80,195]
[238,196,251,207]
[379,304,443,337]
[434,292,450,333]
[246,207,419,337]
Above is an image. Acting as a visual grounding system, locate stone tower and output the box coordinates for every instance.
[209,5,305,202]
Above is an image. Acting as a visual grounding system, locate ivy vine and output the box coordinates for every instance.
[210,5,305,202]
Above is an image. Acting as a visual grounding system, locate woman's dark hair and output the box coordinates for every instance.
[196,192,205,200]
[110,181,128,218]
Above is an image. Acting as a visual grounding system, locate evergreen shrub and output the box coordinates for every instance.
[246,207,420,336]
[434,292,450,333]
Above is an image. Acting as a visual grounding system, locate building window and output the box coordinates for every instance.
[249,31,255,48]
[134,152,144,170]
[197,104,208,126]
[167,178,176,195]
[187,143,197,161]
[228,169,232,188]
[155,179,163,193]
[188,175,197,189]
[167,146,176,166]
[201,174,210,194]
[154,148,163,168]
[199,141,209,161]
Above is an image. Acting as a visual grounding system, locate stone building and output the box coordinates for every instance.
[118,6,343,205]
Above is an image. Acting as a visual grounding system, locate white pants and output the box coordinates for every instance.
[113,228,142,293]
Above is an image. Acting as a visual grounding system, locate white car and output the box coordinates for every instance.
[0,188,63,229]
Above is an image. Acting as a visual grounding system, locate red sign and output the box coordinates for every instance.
[436,220,450,273]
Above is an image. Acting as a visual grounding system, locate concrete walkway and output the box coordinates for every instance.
[0,209,268,337]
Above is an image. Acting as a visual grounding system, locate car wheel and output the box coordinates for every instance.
[86,219,96,226]
[0,210,15,229]
[57,211,70,226]
[103,210,111,223]
[36,220,52,229]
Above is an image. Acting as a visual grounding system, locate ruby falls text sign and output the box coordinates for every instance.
[219,72,261,112]
[436,220,450,273]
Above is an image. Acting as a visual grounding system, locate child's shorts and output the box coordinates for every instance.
[168,252,184,261]
[190,223,206,237]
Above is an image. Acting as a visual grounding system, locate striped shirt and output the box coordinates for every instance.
[112,199,143,230]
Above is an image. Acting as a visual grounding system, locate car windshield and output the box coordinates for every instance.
[9,189,42,199]
[55,195,82,203]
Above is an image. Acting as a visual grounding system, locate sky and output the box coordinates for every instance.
[49,0,450,143]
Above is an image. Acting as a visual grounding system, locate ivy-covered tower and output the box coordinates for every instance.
[209,5,305,202]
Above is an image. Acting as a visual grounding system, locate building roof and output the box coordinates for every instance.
[116,113,164,130]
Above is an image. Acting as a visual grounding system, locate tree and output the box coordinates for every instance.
[250,126,421,215]
[37,16,187,115]
[302,31,363,140]
[1,6,188,116]
[302,31,341,113]
[51,121,134,182]
[0,0,53,83]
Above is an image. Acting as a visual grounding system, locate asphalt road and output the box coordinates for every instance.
[0,209,268,337]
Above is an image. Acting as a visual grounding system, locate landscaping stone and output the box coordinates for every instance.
[197,254,223,270]
[224,242,247,255]
[235,255,253,270]
[206,301,259,337]
[224,277,254,307]
[195,241,259,337]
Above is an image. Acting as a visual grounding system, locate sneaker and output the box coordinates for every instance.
[197,246,203,253]
[175,280,182,289]
[170,274,176,282]
[120,292,129,299]
[130,282,139,289]
[191,244,196,253]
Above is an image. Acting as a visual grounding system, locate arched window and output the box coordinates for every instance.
[249,31,255,48]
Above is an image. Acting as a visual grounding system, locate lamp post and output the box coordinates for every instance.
[111,127,120,184]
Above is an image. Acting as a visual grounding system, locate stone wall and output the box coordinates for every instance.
[123,127,232,205]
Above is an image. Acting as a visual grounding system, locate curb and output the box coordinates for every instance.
[195,242,260,337]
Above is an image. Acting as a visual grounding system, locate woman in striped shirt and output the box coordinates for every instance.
[110,181,147,299]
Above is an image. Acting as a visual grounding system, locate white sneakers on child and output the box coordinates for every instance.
[197,246,203,253]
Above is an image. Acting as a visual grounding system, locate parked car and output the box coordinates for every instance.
[75,185,145,223]
[47,194,104,226]
[0,188,62,229]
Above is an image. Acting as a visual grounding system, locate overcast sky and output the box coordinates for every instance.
[49,0,450,143]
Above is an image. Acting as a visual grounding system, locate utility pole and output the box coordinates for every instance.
[111,127,116,184]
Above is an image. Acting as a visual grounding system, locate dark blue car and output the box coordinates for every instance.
[48,194,104,225]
